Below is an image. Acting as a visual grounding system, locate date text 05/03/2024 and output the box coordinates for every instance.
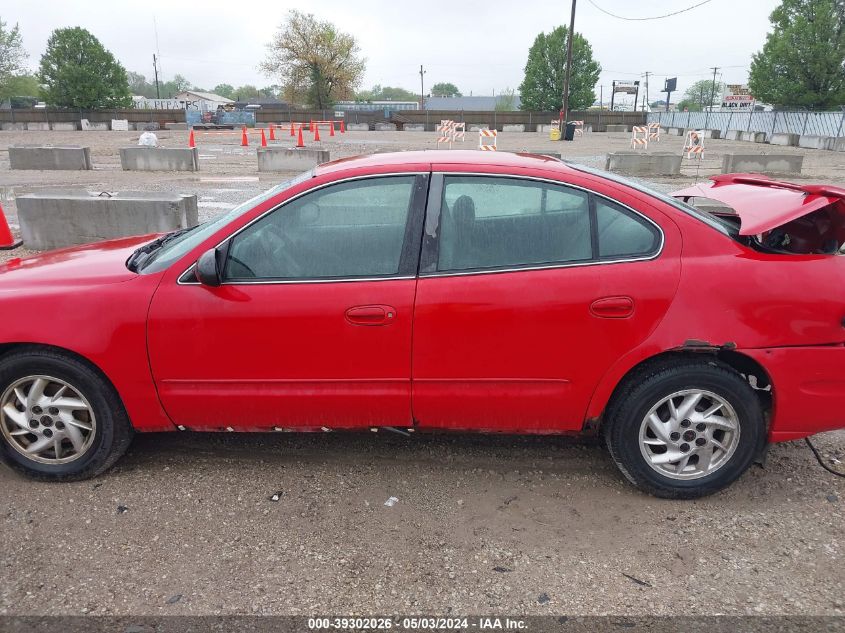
[307,617,528,630]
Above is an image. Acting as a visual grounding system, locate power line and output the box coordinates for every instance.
[586,0,715,21]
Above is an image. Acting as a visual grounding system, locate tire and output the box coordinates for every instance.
[0,347,133,481]
[603,358,765,499]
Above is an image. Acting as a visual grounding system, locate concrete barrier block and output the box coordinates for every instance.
[741,131,767,143]
[135,122,161,131]
[536,124,552,133]
[346,123,369,131]
[668,127,685,136]
[111,119,130,131]
[702,129,721,139]
[605,124,628,133]
[50,122,78,131]
[26,122,50,131]
[16,190,199,250]
[165,122,188,130]
[770,133,799,147]
[80,119,109,131]
[9,146,93,170]
[798,135,834,150]
[1,122,26,131]
[724,130,742,141]
[374,123,397,131]
[605,151,682,176]
[833,138,845,152]
[403,124,425,131]
[502,124,525,132]
[257,147,330,171]
[721,153,803,175]
[468,124,491,131]
[120,147,199,171]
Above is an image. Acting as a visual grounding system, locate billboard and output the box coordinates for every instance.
[721,84,755,109]
[613,80,640,95]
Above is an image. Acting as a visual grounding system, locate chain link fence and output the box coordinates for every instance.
[648,110,845,140]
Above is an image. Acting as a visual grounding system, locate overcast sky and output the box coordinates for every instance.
[8,0,780,103]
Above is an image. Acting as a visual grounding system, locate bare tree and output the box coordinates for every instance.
[261,10,366,108]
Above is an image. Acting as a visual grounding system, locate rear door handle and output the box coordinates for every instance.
[590,296,634,319]
[345,305,396,326]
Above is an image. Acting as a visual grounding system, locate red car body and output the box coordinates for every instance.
[1,152,844,444]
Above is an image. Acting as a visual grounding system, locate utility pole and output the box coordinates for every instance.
[152,54,160,99]
[599,85,603,109]
[559,0,577,140]
[642,71,650,111]
[704,66,719,131]
[419,65,426,110]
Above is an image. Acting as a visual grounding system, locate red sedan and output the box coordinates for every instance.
[1,151,844,498]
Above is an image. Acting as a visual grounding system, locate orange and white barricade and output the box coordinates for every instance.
[647,122,661,142]
[683,129,705,158]
[478,128,498,151]
[572,120,584,137]
[630,126,649,149]
[437,120,456,148]
[452,121,466,142]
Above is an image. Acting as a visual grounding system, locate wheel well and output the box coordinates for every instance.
[597,349,773,431]
[0,343,124,403]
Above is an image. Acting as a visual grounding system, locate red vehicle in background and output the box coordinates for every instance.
[1,151,844,498]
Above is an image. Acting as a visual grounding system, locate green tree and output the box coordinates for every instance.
[495,89,517,111]
[683,79,724,110]
[0,18,29,100]
[261,10,365,108]
[749,0,845,109]
[39,27,131,108]
[431,82,461,97]
[518,25,601,111]
[357,84,418,102]
[676,99,702,112]
[213,83,235,98]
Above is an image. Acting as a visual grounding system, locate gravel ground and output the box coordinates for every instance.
[0,129,844,617]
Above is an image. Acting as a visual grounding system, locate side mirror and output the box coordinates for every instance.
[196,248,222,287]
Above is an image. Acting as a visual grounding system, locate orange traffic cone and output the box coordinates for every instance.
[329,122,335,137]
[0,202,22,250]
[314,125,321,142]
[309,120,314,133]
[296,126,305,148]
[269,125,276,141]
[241,126,249,147]
[340,120,345,133]
[188,128,196,148]
[260,128,268,147]
[289,122,296,137]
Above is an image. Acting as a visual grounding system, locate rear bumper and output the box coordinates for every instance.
[742,345,845,442]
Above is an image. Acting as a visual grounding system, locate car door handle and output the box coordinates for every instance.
[590,296,634,319]
[345,305,396,326]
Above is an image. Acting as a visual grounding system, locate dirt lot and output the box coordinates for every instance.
[0,128,843,617]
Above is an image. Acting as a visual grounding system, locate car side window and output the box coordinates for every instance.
[438,176,591,272]
[595,198,660,258]
[224,176,416,280]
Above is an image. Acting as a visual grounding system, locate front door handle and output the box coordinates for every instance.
[345,305,396,326]
[590,296,634,319]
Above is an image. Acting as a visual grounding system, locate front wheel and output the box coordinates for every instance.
[0,348,133,480]
[604,359,765,499]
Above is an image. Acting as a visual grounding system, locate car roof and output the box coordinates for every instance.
[315,150,575,176]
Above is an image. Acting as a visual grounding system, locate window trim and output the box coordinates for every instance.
[419,173,665,278]
[177,172,429,286]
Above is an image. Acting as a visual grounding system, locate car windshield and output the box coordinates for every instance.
[135,169,315,274]
[568,163,741,239]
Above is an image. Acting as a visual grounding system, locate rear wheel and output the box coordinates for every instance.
[0,348,133,480]
[604,359,765,499]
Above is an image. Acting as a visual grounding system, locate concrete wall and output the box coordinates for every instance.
[52,122,78,131]
[374,123,397,131]
[119,147,199,171]
[834,138,845,153]
[26,122,50,131]
[502,124,525,132]
[1,122,26,131]
[111,119,130,131]
[798,135,834,150]
[721,153,803,175]
[605,124,628,133]
[135,122,161,131]
[702,129,721,139]
[605,151,682,176]
[346,123,369,131]
[403,124,425,131]
[257,147,330,171]
[667,127,685,136]
[16,191,199,250]
[741,131,766,143]
[9,146,93,170]
[165,122,188,130]
[770,133,799,147]
[724,130,743,141]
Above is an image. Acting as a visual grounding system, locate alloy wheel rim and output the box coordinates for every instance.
[0,375,97,465]
[638,389,740,480]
